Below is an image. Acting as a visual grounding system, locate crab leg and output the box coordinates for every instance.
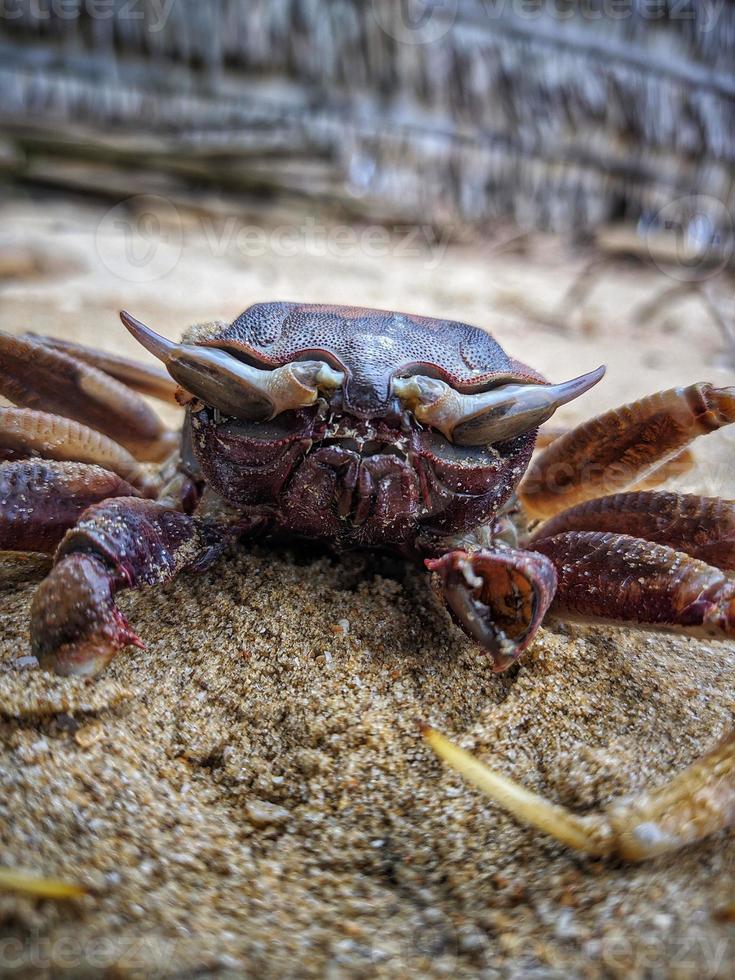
[532,435,694,483]
[0,406,159,496]
[531,491,735,571]
[632,449,694,489]
[0,460,139,554]
[423,726,735,860]
[0,332,176,462]
[25,332,179,403]
[534,425,569,449]
[31,497,227,676]
[520,383,735,519]
[531,531,735,639]
[426,546,557,671]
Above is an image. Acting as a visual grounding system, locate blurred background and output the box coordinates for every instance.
[1,0,734,454]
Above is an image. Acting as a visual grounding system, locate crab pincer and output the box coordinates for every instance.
[426,547,557,671]
[31,498,226,675]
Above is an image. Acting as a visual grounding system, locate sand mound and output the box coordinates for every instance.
[2,542,735,977]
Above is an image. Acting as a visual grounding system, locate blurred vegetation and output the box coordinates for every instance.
[0,0,733,249]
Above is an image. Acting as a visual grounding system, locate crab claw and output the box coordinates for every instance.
[394,366,605,445]
[30,553,144,676]
[426,547,557,670]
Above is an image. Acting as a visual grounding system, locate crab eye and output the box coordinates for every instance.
[121,311,344,420]
[393,367,604,445]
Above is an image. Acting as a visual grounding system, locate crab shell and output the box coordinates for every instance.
[183,302,544,548]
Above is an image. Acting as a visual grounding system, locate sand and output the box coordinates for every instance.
[1,193,735,977]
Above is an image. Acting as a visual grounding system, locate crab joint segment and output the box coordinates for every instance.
[393,366,604,445]
[0,330,175,462]
[0,406,158,496]
[26,332,179,403]
[422,727,735,860]
[120,311,344,421]
[31,497,227,675]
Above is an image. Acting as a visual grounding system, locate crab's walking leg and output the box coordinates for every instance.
[422,726,735,860]
[520,383,735,519]
[0,332,176,461]
[533,433,694,484]
[531,531,735,639]
[531,491,735,571]
[534,425,568,449]
[632,449,695,489]
[0,460,140,555]
[426,547,558,671]
[31,497,227,676]
[25,333,179,403]
[0,406,159,496]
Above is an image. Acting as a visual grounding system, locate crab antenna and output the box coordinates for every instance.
[120,311,176,362]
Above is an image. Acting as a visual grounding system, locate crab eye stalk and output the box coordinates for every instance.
[393,366,605,445]
[120,311,344,420]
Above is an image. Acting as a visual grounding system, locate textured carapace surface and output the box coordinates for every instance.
[182,302,543,547]
[200,302,542,416]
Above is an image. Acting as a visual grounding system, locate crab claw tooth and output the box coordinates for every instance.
[118,617,146,651]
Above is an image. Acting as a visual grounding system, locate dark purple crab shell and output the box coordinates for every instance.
[198,302,545,416]
[188,302,543,547]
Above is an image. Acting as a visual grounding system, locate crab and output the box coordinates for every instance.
[2,302,735,861]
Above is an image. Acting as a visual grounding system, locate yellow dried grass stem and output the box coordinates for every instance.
[0,868,86,899]
[422,726,611,856]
